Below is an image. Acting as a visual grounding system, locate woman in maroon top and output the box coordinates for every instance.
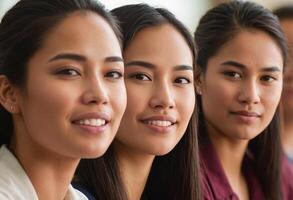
[194,1,292,200]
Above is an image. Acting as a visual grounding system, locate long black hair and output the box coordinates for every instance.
[194,1,287,200]
[76,4,201,200]
[0,0,121,146]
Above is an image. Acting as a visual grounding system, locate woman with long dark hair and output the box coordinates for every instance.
[195,1,292,199]
[76,4,201,200]
[0,0,126,199]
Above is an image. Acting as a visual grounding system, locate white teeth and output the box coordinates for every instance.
[77,119,106,127]
[147,120,172,127]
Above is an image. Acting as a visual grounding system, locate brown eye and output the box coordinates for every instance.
[105,71,123,79]
[55,68,81,76]
[129,73,151,81]
[174,77,190,84]
[223,71,241,79]
[260,75,276,82]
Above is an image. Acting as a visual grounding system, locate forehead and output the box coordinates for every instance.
[123,24,193,68]
[36,11,121,60]
[207,30,283,70]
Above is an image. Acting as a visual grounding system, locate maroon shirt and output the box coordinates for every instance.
[282,155,293,199]
[200,137,293,200]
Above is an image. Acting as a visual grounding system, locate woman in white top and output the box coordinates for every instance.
[0,0,126,199]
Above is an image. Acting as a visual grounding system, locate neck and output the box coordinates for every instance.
[207,125,249,200]
[209,133,248,182]
[114,141,155,200]
[11,121,79,200]
[281,113,293,156]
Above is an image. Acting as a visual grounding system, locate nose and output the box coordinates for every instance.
[237,79,260,105]
[81,77,109,105]
[149,81,175,110]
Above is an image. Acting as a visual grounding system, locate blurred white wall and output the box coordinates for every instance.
[100,0,211,32]
[1,0,293,33]
[0,0,210,32]
[0,0,18,18]
[214,0,293,10]
[244,0,293,10]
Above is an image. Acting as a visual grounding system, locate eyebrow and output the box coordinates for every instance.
[125,60,193,71]
[125,61,155,69]
[48,53,123,63]
[174,65,193,71]
[221,60,281,72]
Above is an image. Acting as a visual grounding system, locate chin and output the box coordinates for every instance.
[77,144,109,159]
[235,132,259,141]
[150,144,176,156]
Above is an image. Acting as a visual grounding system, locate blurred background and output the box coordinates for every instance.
[1,0,293,32]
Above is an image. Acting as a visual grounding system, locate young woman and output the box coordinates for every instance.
[0,0,126,199]
[274,6,293,164]
[194,1,292,200]
[76,4,201,200]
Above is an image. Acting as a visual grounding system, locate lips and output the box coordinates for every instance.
[140,115,176,127]
[71,112,111,127]
[230,110,261,117]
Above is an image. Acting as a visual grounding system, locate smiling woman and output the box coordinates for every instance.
[0,0,126,199]
[76,3,201,200]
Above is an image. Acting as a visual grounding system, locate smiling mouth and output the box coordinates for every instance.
[72,118,108,127]
[142,120,175,127]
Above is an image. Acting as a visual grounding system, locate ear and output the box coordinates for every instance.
[0,75,20,114]
[194,65,203,95]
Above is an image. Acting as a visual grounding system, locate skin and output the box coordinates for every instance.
[197,30,283,200]
[113,24,195,200]
[0,12,126,200]
[280,19,293,158]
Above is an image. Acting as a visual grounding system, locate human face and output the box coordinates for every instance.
[199,30,283,141]
[280,20,293,116]
[15,12,126,159]
[114,24,195,156]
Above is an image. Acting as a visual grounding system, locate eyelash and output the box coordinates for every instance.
[55,67,123,80]
[128,73,191,84]
[260,75,277,82]
[105,71,123,79]
[223,71,278,83]
[55,67,81,76]
[174,77,191,84]
[223,71,241,79]
[129,73,152,81]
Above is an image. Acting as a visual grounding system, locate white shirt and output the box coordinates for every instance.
[0,145,88,200]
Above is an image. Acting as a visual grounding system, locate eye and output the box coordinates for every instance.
[223,71,241,79]
[260,75,277,82]
[55,68,81,76]
[105,71,123,79]
[174,77,190,84]
[129,73,151,81]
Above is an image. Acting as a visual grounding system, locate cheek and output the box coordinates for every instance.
[124,83,150,116]
[22,79,79,123]
[262,87,282,114]
[176,88,195,120]
[202,82,232,110]
[108,82,127,117]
